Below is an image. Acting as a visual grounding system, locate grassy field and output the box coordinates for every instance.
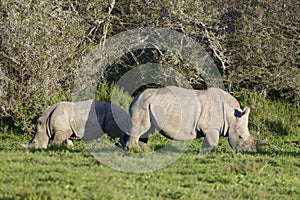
[0,91,299,200]
[0,133,299,200]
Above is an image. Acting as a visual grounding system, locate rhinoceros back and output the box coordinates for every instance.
[131,86,201,140]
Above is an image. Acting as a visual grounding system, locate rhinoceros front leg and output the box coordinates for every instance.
[200,130,219,156]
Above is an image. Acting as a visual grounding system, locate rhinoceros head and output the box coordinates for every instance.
[22,117,50,149]
[228,107,267,151]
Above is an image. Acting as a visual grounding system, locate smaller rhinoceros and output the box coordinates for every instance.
[22,99,130,149]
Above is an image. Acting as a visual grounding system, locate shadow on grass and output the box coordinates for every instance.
[242,148,300,157]
[27,142,84,153]
[24,139,300,158]
[27,140,127,154]
[87,142,186,154]
[265,119,291,136]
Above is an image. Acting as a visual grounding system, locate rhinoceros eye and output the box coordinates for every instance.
[238,135,243,140]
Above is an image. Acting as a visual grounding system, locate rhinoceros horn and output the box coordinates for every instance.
[250,132,267,149]
[250,132,260,139]
[255,138,267,148]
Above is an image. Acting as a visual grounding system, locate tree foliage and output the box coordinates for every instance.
[0,0,298,133]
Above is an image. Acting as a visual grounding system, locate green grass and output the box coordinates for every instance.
[0,91,299,199]
[0,134,299,200]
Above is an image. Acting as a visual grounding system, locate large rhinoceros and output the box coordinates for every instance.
[22,99,130,149]
[126,86,266,152]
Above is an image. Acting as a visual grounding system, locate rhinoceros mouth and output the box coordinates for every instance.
[241,140,267,152]
[229,132,267,152]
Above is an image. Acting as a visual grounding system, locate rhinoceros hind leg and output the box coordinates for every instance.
[126,136,140,148]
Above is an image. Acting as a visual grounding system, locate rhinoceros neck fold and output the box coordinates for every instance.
[46,116,52,139]
[221,99,229,137]
[45,105,59,139]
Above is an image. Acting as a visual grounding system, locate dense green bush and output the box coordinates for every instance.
[224,0,299,103]
[233,89,299,138]
[0,0,298,133]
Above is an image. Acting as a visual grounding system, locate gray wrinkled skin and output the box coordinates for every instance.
[126,86,266,152]
[22,100,130,149]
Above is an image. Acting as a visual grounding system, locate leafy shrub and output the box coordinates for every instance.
[0,0,298,134]
[233,89,300,138]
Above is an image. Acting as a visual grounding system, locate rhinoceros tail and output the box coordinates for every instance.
[129,93,142,117]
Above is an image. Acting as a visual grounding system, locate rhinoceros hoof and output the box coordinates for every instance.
[66,139,74,146]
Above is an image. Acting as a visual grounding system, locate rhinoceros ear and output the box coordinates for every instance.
[234,109,242,118]
[234,107,250,118]
[241,107,250,118]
